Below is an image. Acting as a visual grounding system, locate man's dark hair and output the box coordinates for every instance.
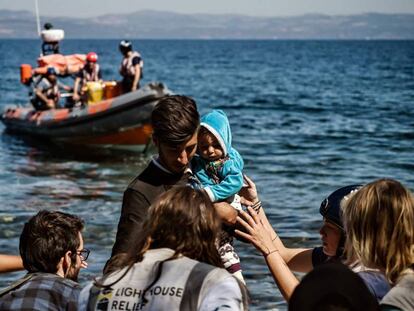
[19,210,84,273]
[151,95,200,145]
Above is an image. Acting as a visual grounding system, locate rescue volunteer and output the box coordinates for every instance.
[73,52,102,103]
[31,67,60,110]
[79,187,247,311]
[119,40,143,93]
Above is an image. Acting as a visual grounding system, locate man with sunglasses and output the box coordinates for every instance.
[0,210,89,310]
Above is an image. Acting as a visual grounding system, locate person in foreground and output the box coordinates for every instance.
[81,187,248,311]
[341,179,414,311]
[289,263,378,311]
[234,178,359,300]
[109,95,238,260]
[0,210,88,310]
[235,177,390,301]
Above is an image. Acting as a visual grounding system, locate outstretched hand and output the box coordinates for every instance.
[235,206,276,256]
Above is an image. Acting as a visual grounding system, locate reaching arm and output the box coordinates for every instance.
[256,206,313,273]
[235,207,299,301]
[35,89,55,109]
[131,64,141,91]
[238,175,314,273]
[72,77,81,101]
[0,254,24,273]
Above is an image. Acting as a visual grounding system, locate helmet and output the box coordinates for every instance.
[119,40,132,54]
[44,22,53,30]
[319,184,362,230]
[86,52,98,63]
[46,67,57,76]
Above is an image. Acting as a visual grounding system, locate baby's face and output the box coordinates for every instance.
[198,131,223,161]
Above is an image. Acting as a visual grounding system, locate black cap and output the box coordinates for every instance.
[44,22,53,30]
[289,263,379,311]
[319,184,362,230]
[119,40,132,54]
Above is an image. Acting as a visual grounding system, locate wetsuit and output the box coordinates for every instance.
[110,157,198,258]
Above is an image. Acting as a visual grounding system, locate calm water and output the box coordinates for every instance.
[0,39,414,310]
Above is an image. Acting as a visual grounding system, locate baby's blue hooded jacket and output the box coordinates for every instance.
[192,110,244,202]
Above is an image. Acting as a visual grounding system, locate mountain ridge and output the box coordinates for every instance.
[0,10,413,39]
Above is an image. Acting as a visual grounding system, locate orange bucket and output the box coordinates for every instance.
[103,81,121,99]
[20,64,32,84]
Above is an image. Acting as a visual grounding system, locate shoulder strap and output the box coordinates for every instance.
[179,262,215,311]
[0,273,35,298]
[234,277,250,310]
[87,284,102,311]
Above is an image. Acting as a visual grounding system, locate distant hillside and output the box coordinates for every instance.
[0,10,413,39]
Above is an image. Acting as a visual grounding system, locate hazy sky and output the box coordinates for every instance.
[2,0,414,17]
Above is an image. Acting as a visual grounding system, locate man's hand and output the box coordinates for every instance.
[213,202,238,226]
[47,99,56,109]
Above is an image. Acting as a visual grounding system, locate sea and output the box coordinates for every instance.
[0,39,413,310]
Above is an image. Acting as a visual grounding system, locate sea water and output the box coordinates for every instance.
[0,39,413,310]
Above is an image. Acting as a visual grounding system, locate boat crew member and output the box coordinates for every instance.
[119,40,143,93]
[73,52,102,103]
[41,23,60,56]
[31,67,60,110]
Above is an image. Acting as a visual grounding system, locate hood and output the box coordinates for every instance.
[200,109,232,156]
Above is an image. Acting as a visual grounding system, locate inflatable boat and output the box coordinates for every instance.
[0,82,171,151]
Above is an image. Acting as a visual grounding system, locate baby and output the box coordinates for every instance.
[194,109,244,209]
[193,109,244,281]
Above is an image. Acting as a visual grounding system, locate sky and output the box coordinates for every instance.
[1,0,414,18]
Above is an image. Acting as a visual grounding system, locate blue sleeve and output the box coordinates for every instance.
[204,149,244,202]
[192,156,217,188]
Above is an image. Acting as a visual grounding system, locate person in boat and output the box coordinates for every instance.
[31,67,60,110]
[108,95,239,264]
[235,178,390,301]
[81,187,248,311]
[192,110,246,282]
[72,52,102,103]
[41,22,60,56]
[0,210,88,310]
[119,40,143,93]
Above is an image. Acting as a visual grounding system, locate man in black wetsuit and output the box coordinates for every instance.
[109,95,238,262]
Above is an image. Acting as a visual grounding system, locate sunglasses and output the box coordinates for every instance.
[77,248,90,261]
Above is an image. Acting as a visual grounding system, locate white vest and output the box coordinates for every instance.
[120,51,143,77]
[83,248,246,311]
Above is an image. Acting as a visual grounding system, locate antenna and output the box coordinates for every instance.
[34,0,41,36]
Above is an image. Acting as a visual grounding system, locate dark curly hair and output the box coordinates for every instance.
[151,95,200,145]
[19,210,84,273]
